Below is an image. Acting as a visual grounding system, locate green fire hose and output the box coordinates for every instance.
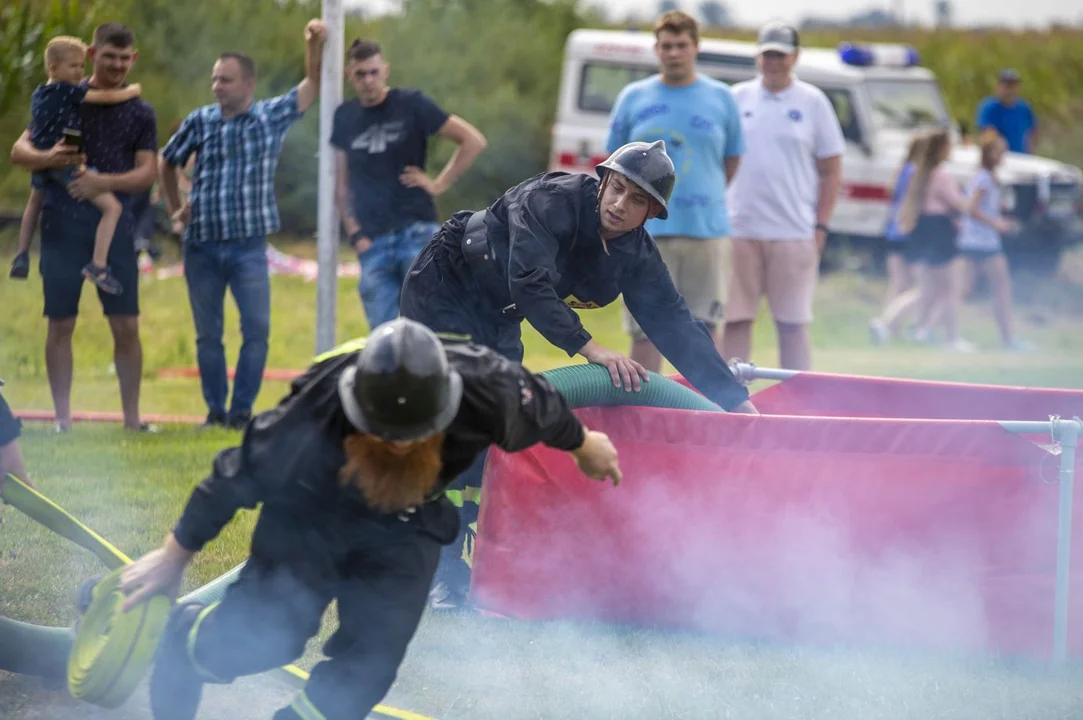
[0,365,721,715]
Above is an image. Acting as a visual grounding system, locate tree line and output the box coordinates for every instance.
[2,0,1081,236]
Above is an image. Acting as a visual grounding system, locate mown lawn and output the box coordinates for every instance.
[2,236,1083,719]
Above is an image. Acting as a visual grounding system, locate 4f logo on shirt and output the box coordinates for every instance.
[351,121,404,153]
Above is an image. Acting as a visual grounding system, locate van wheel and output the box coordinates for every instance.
[818,234,879,275]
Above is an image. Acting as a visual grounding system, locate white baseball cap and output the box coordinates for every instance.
[757,21,799,55]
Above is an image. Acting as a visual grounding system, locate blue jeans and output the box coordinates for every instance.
[357,221,439,330]
[183,236,271,419]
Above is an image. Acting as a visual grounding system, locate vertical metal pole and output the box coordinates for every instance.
[315,0,344,354]
[1053,419,1080,663]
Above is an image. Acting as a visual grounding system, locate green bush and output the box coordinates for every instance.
[696,26,1083,165]
[2,3,1081,232]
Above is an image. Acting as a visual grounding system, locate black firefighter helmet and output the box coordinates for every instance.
[337,318,464,442]
[595,139,676,220]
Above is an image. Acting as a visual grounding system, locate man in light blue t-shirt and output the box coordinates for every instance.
[606,9,744,372]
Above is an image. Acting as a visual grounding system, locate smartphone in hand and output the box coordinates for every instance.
[62,128,84,153]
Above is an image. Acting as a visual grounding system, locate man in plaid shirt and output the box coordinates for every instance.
[160,19,328,429]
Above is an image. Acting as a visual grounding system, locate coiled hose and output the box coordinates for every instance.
[0,365,720,713]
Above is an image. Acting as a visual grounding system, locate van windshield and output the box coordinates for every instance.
[579,63,655,114]
[865,79,951,130]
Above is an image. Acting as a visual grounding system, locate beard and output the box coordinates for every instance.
[339,432,445,513]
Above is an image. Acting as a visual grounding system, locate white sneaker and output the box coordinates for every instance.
[947,338,978,353]
[906,326,938,344]
[868,319,889,346]
[1004,338,1035,352]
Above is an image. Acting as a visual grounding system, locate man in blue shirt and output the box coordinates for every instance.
[332,39,488,331]
[606,10,744,372]
[159,20,328,430]
[9,22,159,433]
[975,69,1037,155]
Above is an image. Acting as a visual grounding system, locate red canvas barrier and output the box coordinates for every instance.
[679,370,1083,422]
[471,375,1083,661]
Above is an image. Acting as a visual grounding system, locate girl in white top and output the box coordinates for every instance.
[953,134,1026,349]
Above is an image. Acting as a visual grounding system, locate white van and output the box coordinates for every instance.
[550,28,1083,275]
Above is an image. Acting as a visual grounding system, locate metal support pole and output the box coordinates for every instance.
[1001,417,1082,663]
[728,361,802,384]
[315,0,344,355]
[1053,419,1080,663]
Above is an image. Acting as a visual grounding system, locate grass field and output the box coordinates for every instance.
[2,235,1083,719]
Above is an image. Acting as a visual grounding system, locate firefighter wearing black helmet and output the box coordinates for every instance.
[399,139,759,607]
[117,318,622,720]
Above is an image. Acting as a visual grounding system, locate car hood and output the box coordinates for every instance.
[947,144,1083,185]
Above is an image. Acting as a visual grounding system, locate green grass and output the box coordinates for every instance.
[2,235,1083,719]
[2,237,1082,416]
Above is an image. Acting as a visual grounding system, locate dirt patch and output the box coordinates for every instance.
[0,670,297,720]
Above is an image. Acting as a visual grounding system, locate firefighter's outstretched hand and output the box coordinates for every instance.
[572,430,622,487]
[119,534,194,612]
[579,340,649,392]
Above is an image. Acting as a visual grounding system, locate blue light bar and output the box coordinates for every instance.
[838,43,873,66]
[838,42,921,68]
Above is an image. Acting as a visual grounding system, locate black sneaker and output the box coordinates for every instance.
[9,252,29,279]
[149,602,206,720]
[201,411,227,429]
[226,411,251,430]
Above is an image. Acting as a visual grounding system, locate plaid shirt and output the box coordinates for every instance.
[163,87,303,243]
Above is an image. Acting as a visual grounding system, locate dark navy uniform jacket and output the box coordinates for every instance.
[170,339,586,553]
[424,171,750,412]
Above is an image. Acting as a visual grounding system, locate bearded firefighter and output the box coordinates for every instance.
[118,317,622,720]
[399,139,759,608]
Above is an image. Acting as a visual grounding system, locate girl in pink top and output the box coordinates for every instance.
[896,129,973,351]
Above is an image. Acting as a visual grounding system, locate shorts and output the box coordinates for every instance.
[886,239,924,264]
[31,166,76,191]
[623,236,732,340]
[39,205,139,319]
[911,215,957,268]
[958,248,1003,263]
[0,391,21,448]
[726,238,819,325]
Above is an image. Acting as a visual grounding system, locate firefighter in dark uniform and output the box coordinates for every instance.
[399,139,760,608]
[118,318,622,720]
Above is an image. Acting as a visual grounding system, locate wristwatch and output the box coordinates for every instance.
[815,223,829,234]
[348,229,366,246]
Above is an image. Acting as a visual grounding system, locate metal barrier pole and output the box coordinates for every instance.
[728,361,802,384]
[1001,417,1082,664]
[1053,419,1080,663]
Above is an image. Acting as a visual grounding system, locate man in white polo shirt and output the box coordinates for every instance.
[721,21,844,371]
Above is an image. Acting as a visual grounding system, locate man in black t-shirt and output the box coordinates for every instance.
[331,38,487,330]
